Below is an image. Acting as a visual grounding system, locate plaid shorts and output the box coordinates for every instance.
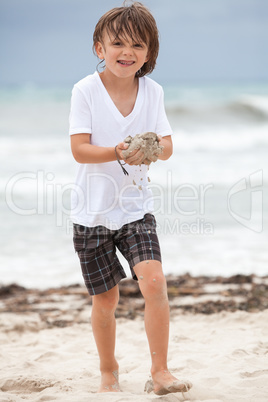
[73,213,161,295]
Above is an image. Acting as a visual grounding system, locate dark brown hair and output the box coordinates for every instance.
[93,2,159,77]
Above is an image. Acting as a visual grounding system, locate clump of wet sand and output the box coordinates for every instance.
[122,132,163,163]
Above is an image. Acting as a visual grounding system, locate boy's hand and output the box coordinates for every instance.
[124,148,146,166]
[116,134,165,166]
[116,142,148,166]
[116,142,128,160]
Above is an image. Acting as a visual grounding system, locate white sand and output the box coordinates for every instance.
[1,309,268,401]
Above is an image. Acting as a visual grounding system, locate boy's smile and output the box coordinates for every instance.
[117,60,135,66]
[95,31,149,79]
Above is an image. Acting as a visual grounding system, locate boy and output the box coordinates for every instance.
[69,1,192,396]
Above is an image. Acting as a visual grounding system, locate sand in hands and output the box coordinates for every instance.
[122,132,163,163]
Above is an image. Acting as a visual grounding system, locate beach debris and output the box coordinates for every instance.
[152,352,156,355]
[153,278,156,282]
[1,274,267,323]
[122,132,163,163]
[139,276,144,280]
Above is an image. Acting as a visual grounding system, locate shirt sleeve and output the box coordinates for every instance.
[69,85,92,135]
[155,87,173,137]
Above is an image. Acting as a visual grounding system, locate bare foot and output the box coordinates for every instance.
[145,369,192,395]
[98,370,121,393]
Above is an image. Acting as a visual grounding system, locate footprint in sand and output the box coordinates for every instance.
[185,359,206,369]
[35,351,62,362]
[251,341,268,355]
[240,369,268,378]
[232,348,250,357]
[0,376,58,393]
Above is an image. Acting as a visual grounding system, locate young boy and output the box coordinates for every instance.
[69,1,192,396]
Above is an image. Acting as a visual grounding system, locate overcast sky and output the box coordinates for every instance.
[1,0,268,86]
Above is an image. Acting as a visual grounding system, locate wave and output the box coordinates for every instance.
[229,96,268,118]
[166,95,268,123]
[172,126,268,154]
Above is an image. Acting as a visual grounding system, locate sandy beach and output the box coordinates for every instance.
[1,275,268,402]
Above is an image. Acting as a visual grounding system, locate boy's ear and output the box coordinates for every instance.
[95,42,105,59]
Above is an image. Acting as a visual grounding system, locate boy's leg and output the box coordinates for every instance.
[91,285,120,392]
[133,261,170,375]
[73,223,127,392]
[133,260,191,394]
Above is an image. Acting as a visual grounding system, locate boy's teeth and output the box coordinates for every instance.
[119,61,133,65]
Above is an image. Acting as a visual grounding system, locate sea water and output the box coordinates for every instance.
[1,82,267,288]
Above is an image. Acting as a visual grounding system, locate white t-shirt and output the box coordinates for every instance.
[69,71,172,229]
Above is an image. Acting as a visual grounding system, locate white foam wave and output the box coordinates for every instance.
[166,95,268,123]
[234,95,268,118]
[172,125,268,152]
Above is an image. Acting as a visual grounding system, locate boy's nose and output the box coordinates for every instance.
[122,45,134,56]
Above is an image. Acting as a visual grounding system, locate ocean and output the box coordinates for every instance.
[1,82,267,289]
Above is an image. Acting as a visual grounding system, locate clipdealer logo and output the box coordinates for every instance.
[5,169,264,234]
[227,170,263,233]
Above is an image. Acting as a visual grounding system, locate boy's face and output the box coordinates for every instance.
[95,29,149,79]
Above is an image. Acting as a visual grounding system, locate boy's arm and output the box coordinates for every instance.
[70,133,128,164]
[70,133,172,164]
[158,135,173,161]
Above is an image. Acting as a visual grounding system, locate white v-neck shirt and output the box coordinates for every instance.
[69,72,172,229]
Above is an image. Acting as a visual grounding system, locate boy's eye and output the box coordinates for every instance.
[113,42,122,46]
[134,43,143,48]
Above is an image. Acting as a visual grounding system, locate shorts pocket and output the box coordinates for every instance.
[73,224,112,253]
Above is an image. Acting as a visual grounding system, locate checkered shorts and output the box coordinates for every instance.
[73,214,161,295]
